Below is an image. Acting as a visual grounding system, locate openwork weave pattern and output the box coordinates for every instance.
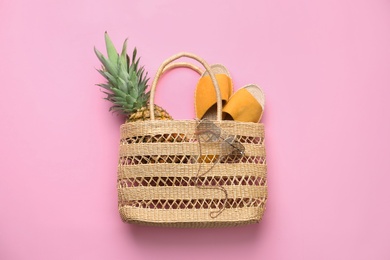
[117,120,267,228]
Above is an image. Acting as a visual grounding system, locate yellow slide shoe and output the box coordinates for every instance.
[222,84,265,123]
[195,64,233,120]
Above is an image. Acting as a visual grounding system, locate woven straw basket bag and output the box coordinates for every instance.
[117,53,267,228]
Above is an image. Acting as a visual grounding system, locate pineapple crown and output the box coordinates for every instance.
[94,32,150,115]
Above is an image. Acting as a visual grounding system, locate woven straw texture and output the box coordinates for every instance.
[117,53,267,228]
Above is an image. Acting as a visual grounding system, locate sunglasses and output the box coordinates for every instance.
[195,119,245,162]
[194,119,246,217]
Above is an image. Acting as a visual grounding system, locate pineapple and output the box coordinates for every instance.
[95,33,190,164]
[94,32,172,122]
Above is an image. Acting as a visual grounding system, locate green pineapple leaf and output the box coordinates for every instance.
[94,47,117,76]
[110,88,127,99]
[120,38,128,71]
[104,32,119,65]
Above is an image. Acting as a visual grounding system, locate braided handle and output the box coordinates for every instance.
[149,52,223,121]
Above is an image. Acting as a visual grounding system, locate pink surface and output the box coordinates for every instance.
[1,0,390,259]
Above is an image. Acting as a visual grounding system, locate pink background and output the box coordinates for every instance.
[1,0,390,259]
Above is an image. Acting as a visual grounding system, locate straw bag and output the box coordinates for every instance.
[117,53,267,228]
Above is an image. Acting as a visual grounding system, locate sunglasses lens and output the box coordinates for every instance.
[196,120,221,142]
[222,136,245,159]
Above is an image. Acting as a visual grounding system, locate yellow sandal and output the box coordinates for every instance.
[222,84,265,123]
[194,64,233,120]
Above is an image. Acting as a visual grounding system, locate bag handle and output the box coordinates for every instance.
[149,52,223,121]
[162,62,203,75]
